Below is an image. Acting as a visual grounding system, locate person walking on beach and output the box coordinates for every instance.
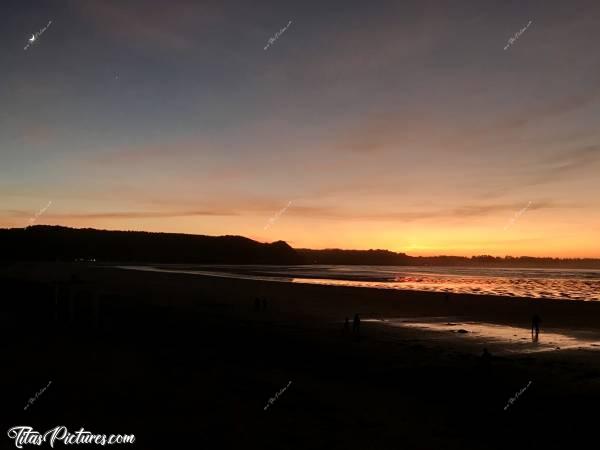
[532,314,541,341]
[353,314,360,335]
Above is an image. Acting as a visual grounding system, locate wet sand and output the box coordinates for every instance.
[2,262,600,449]
[130,264,600,301]
[364,317,600,354]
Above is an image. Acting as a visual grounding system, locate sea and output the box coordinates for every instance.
[118,264,600,302]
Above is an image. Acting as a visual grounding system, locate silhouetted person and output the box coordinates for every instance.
[353,314,360,335]
[482,347,491,361]
[445,293,450,302]
[532,314,541,341]
[479,347,492,374]
[254,298,260,312]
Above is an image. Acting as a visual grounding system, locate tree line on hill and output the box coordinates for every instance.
[298,249,600,269]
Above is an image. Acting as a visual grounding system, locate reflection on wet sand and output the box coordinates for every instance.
[117,265,600,301]
[365,317,600,354]
[389,276,600,301]
[290,276,600,301]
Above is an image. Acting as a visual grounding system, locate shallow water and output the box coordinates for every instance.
[116,264,600,301]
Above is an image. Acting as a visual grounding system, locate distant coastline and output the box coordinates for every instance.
[298,248,600,269]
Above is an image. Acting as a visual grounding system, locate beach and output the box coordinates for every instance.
[2,262,600,449]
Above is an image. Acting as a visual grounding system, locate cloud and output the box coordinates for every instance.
[330,87,600,159]
[21,126,58,147]
[503,92,598,131]
[62,210,239,219]
[333,112,429,154]
[4,209,238,220]
[74,0,222,51]
[264,200,575,223]
[518,144,600,187]
[1,197,581,228]
[92,139,198,165]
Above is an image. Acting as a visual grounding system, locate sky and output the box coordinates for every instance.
[1,0,600,257]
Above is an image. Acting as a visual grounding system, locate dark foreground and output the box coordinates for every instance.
[2,263,600,449]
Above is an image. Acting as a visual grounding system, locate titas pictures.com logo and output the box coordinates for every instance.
[7,426,135,448]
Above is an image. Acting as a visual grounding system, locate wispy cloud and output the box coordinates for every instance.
[49,210,239,220]
[517,145,600,187]
[7,208,238,222]
[74,0,220,51]
[454,90,600,151]
[265,200,567,223]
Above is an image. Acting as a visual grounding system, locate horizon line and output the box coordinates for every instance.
[5,224,600,261]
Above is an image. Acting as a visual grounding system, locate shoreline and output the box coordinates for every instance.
[116,263,600,302]
[6,262,600,331]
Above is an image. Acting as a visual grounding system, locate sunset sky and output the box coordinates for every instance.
[2,0,600,257]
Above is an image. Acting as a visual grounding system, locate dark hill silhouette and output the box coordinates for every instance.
[0,226,301,264]
[2,226,600,268]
